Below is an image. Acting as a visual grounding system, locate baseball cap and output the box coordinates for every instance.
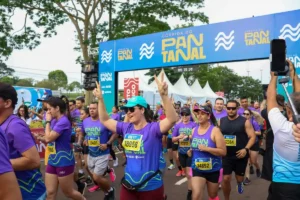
[180,107,191,115]
[0,83,18,107]
[37,94,52,102]
[193,105,211,114]
[122,96,147,108]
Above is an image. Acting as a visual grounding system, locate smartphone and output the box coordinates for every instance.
[270,39,286,73]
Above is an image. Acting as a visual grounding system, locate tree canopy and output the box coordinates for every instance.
[48,70,68,88]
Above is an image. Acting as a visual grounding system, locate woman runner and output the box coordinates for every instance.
[242,109,262,185]
[93,73,177,200]
[188,105,226,200]
[44,97,85,200]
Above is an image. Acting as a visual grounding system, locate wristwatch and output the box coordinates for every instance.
[107,143,112,147]
[45,121,51,124]
[244,148,249,154]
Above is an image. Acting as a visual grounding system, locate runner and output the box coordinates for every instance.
[93,73,177,200]
[242,109,261,185]
[0,128,22,200]
[44,96,85,200]
[69,100,85,180]
[167,112,181,170]
[212,98,227,187]
[110,105,120,167]
[238,97,254,116]
[188,105,226,200]
[81,102,116,199]
[219,100,256,200]
[0,83,47,200]
[172,107,197,200]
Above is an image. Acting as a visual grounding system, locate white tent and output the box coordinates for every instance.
[173,75,200,97]
[190,79,206,97]
[202,81,219,98]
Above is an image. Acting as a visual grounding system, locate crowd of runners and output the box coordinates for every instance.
[0,60,300,200]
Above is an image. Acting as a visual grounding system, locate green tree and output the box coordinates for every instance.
[236,76,263,101]
[16,78,34,87]
[48,70,68,88]
[35,79,58,90]
[0,62,14,78]
[67,81,81,92]
[145,68,181,85]
[0,76,19,85]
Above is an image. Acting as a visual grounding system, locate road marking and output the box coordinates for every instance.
[116,151,123,155]
[175,177,187,185]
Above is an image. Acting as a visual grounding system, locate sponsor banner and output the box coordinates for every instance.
[124,78,139,99]
[31,128,46,159]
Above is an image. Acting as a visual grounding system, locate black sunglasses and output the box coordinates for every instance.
[243,113,250,115]
[227,107,237,110]
[124,107,137,113]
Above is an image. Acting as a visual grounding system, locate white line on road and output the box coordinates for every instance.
[116,151,123,155]
[175,177,187,185]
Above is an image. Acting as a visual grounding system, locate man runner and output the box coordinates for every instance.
[0,83,46,200]
[81,102,116,199]
[219,100,256,200]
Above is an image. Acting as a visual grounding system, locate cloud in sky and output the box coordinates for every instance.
[6,0,300,85]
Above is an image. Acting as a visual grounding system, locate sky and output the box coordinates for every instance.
[6,0,300,88]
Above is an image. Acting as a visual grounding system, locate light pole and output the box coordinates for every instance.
[260,68,263,83]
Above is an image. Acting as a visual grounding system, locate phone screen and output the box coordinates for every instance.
[271,39,286,72]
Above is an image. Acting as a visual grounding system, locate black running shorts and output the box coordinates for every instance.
[179,153,192,168]
[222,157,248,176]
[192,169,220,183]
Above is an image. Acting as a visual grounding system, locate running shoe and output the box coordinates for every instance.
[236,182,244,194]
[176,170,182,177]
[168,164,175,170]
[78,172,85,180]
[104,187,115,200]
[250,165,254,174]
[182,170,186,176]
[109,168,116,182]
[113,157,119,167]
[256,169,261,178]
[88,185,100,193]
[243,178,251,185]
[78,182,87,195]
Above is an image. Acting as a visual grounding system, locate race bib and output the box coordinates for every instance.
[224,135,236,146]
[48,143,56,154]
[195,158,212,170]
[88,139,100,147]
[179,140,190,147]
[123,134,143,152]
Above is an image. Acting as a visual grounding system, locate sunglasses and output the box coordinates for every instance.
[227,107,237,110]
[124,107,137,113]
[181,113,190,117]
[243,113,250,115]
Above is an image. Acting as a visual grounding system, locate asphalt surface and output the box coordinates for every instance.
[40,152,269,200]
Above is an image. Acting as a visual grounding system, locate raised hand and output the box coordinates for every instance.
[93,81,103,99]
[155,71,168,97]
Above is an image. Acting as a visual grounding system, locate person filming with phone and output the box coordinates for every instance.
[267,56,300,199]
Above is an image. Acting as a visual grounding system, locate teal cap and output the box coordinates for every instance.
[123,96,148,108]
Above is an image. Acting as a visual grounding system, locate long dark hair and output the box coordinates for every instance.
[47,95,72,122]
[17,105,29,119]
[137,105,153,123]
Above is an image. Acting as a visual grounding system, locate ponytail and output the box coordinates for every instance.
[60,95,72,122]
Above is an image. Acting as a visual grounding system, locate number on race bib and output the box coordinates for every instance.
[180,140,190,147]
[88,140,100,147]
[196,161,212,170]
[224,135,236,147]
[48,146,56,154]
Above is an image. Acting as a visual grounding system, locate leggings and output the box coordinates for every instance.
[109,145,116,160]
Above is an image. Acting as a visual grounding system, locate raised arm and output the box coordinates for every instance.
[155,73,177,133]
[93,81,117,133]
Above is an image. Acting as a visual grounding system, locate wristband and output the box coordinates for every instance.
[45,121,51,124]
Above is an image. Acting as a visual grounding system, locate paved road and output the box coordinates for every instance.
[40,153,269,200]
